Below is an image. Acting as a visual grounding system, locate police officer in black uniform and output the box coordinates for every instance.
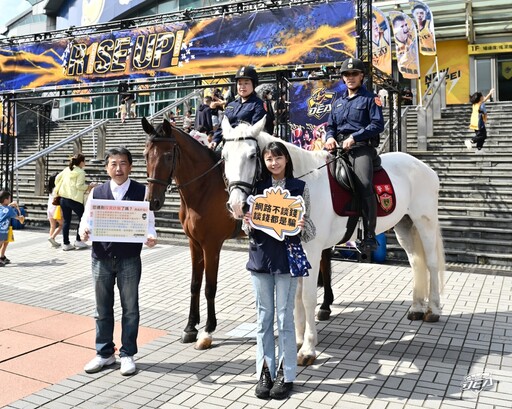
[324,58,385,252]
[210,66,266,150]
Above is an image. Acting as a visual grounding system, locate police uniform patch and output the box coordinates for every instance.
[379,192,393,212]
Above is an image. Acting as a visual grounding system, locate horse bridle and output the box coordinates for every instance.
[222,136,261,196]
[146,137,177,188]
[147,136,225,191]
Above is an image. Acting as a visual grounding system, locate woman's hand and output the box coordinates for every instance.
[298,217,305,231]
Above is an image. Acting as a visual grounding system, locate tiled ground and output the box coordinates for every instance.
[0,229,511,408]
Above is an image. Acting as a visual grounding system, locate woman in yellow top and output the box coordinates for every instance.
[54,154,95,251]
[466,88,494,153]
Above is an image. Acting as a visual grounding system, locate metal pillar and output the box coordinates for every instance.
[1,98,16,191]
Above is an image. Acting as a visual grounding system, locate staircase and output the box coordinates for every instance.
[385,102,512,267]
[12,102,512,267]
[13,117,187,242]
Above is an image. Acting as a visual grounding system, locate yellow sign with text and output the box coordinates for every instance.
[247,187,305,241]
[468,42,512,55]
[419,39,470,104]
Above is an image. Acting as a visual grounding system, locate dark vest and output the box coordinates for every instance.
[91,180,146,260]
[246,177,305,275]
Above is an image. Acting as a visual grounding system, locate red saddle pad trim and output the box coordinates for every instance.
[327,165,396,217]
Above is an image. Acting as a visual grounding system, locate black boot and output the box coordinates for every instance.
[255,367,273,399]
[360,234,378,252]
[269,369,293,400]
[360,194,378,252]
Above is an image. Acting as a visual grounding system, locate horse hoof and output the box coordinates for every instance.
[181,331,198,343]
[407,311,424,321]
[194,338,212,350]
[423,309,440,323]
[317,309,331,321]
[297,353,316,366]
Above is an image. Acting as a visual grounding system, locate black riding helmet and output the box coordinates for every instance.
[235,66,259,87]
[340,58,366,75]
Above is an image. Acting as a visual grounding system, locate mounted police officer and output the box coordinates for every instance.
[324,58,385,252]
[209,66,266,150]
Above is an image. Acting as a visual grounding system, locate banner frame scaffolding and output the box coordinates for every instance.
[0,0,392,192]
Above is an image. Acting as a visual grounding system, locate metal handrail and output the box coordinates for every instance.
[378,106,411,154]
[418,70,448,111]
[12,119,109,171]
[148,89,202,122]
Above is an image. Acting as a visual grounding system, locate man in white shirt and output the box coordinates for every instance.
[79,147,156,376]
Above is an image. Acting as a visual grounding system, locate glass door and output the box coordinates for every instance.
[474,58,495,100]
[497,54,512,101]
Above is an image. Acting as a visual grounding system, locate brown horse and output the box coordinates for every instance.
[142,118,333,350]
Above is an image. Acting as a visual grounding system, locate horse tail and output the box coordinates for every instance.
[409,220,446,299]
[410,224,429,301]
[436,224,446,294]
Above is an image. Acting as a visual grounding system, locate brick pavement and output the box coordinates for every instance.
[1,229,511,408]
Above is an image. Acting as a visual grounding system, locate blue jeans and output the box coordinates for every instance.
[60,197,84,245]
[92,256,141,358]
[251,272,298,382]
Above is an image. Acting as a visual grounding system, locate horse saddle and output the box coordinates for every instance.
[327,156,396,218]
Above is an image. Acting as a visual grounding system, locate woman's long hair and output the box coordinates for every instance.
[69,153,85,170]
[47,172,59,194]
[261,141,294,180]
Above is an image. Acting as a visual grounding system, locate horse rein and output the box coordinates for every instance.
[222,136,261,196]
[171,157,224,192]
[296,149,345,179]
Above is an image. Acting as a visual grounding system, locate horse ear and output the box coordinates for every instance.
[249,115,267,138]
[141,117,155,135]
[162,119,173,135]
[221,115,232,134]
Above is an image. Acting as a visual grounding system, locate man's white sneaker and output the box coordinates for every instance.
[74,240,88,249]
[84,354,116,374]
[464,139,473,150]
[120,356,136,376]
[62,243,75,251]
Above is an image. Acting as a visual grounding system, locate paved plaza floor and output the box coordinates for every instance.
[0,229,511,408]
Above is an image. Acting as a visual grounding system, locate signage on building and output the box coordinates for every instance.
[468,42,512,55]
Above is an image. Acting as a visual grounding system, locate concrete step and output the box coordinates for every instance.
[12,102,512,268]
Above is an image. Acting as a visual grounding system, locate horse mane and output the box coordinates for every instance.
[153,122,220,165]
[235,123,330,180]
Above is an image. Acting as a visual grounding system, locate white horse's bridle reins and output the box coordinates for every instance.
[222,136,261,196]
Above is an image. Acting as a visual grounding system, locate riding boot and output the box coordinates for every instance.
[360,194,378,252]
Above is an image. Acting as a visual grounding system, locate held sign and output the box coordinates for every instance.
[248,187,305,241]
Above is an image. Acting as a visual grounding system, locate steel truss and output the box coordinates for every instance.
[1,0,402,190]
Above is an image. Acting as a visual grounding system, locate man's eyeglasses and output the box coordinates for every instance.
[343,71,362,77]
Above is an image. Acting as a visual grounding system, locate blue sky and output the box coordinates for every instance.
[0,0,31,29]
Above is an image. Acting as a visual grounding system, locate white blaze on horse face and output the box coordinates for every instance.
[222,139,258,219]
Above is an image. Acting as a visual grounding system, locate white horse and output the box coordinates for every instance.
[221,116,445,366]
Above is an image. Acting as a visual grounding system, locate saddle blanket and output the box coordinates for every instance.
[327,165,396,217]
